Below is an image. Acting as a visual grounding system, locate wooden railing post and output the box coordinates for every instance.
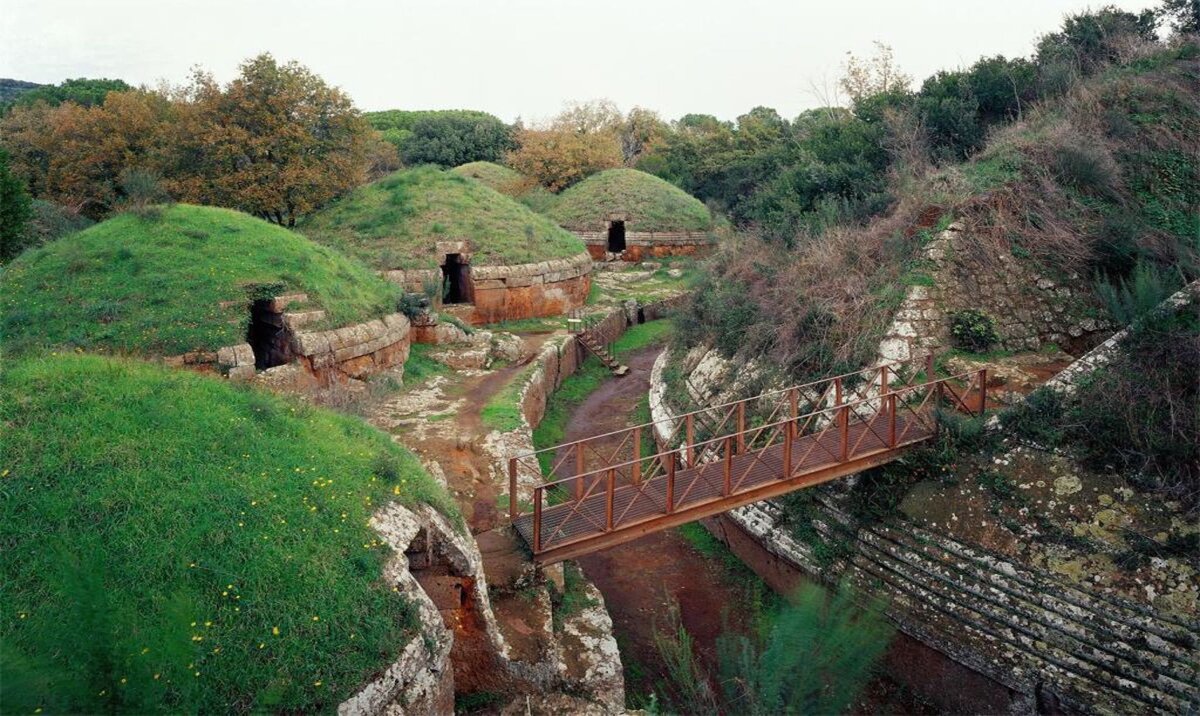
[834,377,844,428]
[605,469,615,531]
[723,437,733,496]
[631,426,642,485]
[508,458,518,520]
[879,365,889,415]
[783,418,793,479]
[839,405,850,461]
[736,400,746,454]
[533,487,543,553]
[978,369,988,416]
[686,414,695,467]
[888,393,898,447]
[666,452,676,513]
[925,352,936,382]
[789,388,799,439]
[934,379,943,438]
[575,441,585,502]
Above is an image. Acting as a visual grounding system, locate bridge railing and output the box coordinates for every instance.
[512,367,988,553]
[509,356,940,503]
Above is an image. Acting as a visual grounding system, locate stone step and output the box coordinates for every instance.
[841,555,1161,715]
[283,309,326,331]
[806,503,1200,700]
[900,521,1200,647]
[745,498,1200,712]
[873,523,1200,680]
[852,529,1197,710]
[810,491,1199,653]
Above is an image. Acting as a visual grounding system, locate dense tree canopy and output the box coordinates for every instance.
[0,147,32,262]
[0,77,130,113]
[365,109,512,166]
[0,55,373,225]
[167,55,371,226]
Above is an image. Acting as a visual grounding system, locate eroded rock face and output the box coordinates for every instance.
[339,503,456,716]
[877,225,1112,364]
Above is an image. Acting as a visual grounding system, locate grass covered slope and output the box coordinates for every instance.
[451,161,525,194]
[1,354,456,713]
[677,46,1200,379]
[547,168,713,232]
[301,166,585,270]
[1,204,399,357]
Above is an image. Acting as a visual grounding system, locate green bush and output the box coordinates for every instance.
[949,309,999,352]
[714,583,892,715]
[0,146,32,263]
[1003,307,1199,506]
[1095,260,1181,325]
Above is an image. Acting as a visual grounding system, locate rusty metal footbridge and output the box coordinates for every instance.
[508,356,988,564]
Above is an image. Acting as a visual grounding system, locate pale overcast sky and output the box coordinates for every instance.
[1,0,1161,123]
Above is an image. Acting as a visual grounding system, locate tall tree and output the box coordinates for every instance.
[0,90,171,217]
[505,100,624,191]
[0,146,33,262]
[840,42,912,104]
[169,54,371,226]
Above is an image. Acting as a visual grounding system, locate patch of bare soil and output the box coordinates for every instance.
[363,332,559,692]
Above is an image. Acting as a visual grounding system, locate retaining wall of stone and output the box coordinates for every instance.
[384,253,593,325]
[574,230,714,262]
[879,224,1110,364]
[1043,280,1199,394]
[214,313,411,387]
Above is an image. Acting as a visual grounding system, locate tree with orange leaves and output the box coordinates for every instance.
[168,54,371,226]
[505,100,624,192]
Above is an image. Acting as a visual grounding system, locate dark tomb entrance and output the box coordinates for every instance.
[246,299,293,370]
[607,220,627,253]
[441,253,471,304]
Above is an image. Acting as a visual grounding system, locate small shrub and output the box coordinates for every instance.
[118,168,170,217]
[950,309,999,352]
[1052,142,1119,197]
[1001,387,1066,446]
[396,291,429,320]
[979,470,1018,499]
[1095,260,1180,325]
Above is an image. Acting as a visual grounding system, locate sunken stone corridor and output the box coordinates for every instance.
[2,7,1197,715]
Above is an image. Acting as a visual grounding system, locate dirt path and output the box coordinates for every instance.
[369,333,552,535]
[552,345,760,700]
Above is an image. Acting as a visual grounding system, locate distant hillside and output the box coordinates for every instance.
[0,77,130,111]
[0,78,43,106]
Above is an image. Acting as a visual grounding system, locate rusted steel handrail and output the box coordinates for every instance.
[511,365,988,554]
[523,369,981,493]
[510,356,927,466]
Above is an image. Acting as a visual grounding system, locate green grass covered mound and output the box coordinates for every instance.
[0,354,457,713]
[450,161,525,194]
[548,168,713,232]
[301,166,585,270]
[1,204,399,357]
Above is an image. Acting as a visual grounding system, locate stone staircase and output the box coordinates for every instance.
[735,498,1200,714]
[577,331,628,376]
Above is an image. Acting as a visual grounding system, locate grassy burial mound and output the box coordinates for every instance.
[1,204,399,357]
[450,161,525,194]
[0,353,457,713]
[301,166,585,270]
[547,168,713,232]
